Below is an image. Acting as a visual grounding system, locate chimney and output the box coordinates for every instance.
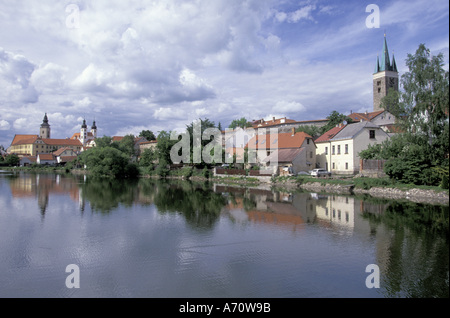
[291,127,295,136]
[273,117,275,122]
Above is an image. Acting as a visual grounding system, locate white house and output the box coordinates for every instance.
[315,121,390,175]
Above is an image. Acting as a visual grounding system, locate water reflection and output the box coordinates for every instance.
[2,172,448,298]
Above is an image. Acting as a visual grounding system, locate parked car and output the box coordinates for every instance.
[310,168,331,177]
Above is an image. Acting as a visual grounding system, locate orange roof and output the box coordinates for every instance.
[53,147,74,156]
[59,156,77,163]
[348,110,384,122]
[38,154,55,161]
[42,138,82,147]
[252,117,297,128]
[112,136,124,142]
[315,125,346,143]
[11,134,38,146]
[247,132,312,150]
[71,132,93,139]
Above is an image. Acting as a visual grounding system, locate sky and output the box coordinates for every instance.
[0,0,449,147]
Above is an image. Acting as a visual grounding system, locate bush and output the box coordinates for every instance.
[441,175,449,189]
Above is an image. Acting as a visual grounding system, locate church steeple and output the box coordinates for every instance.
[39,113,51,138]
[375,34,397,73]
[373,33,399,112]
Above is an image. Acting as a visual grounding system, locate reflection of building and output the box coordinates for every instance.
[8,174,84,216]
[315,194,356,230]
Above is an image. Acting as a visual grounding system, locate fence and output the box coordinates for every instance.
[360,159,386,177]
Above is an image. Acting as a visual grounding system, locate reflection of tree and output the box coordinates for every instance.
[81,177,139,213]
[153,181,227,229]
[363,202,449,298]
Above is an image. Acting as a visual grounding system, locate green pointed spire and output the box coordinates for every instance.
[391,53,398,72]
[380,34,391,71]
[374,54,380,73]
[374,33,397,73]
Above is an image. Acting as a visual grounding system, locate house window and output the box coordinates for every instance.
[369,130,376,139]
[325,147,328,155]
[310,151,313,159]
[345,144,348,154]
[307,139,310,144]
[337,145,341,154]
[345,162,348,170]
[332,162,335,169]
[332,146,335,155]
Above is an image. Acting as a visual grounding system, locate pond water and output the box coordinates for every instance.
[0,171,448,298]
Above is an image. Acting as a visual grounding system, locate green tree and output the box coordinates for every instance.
[320,111,353,134]
[295,125,322,138]
[79,146,138,178]
[155,130,178,164]
[117,134,136,157]
[5,154,20,166]
[139,130,156,141]
[362,44,449,186]
[228,117,252,130]
[140,147,157,166]
[186,118,220,167]
[95,136,113,148]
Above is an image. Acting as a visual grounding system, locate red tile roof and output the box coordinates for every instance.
[38,154,55,161]
[52,147,74,156]
[315,125,346,143]
[11,135,38,146]
[348,110,384,122]
[112,136,124,142]
[247,132,313,150]
[59,156,77,163]
[252,117,297,128]
[42,138,82,147]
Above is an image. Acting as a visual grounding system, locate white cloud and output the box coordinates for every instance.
[288,5,316,23]
[0,120,10,130]
[275,101,307,113]
[13,118,28,130]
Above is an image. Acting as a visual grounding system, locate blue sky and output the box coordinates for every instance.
[0,0,448,147]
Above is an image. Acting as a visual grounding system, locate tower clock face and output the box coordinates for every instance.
[388,77,396,87]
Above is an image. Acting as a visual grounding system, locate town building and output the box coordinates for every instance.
[315,121,390,175]
[247,129,317,175]
[8,114,97,157]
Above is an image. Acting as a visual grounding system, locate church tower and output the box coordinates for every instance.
[373,34,399,111]
[39,113,51,139]
[80,119,87,146]
[91,120,97,139]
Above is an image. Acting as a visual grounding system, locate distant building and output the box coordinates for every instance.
[247,129,317,174]
[8,114,97,157]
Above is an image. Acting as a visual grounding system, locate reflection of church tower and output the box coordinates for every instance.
[40,113,51,139]
[80,119,87,146]
[373,34,399,112]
